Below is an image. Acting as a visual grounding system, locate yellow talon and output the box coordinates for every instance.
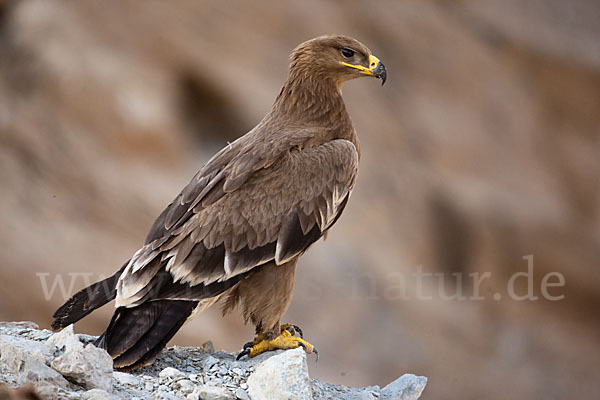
[237,324,316,360]
[249,329,315,357]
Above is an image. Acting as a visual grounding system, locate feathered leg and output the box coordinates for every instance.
[223,258,316,359]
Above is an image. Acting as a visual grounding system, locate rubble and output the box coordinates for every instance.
[0,322,427,400]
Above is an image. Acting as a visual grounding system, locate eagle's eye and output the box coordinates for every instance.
[341,48,355,58]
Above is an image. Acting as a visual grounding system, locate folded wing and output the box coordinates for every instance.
[115,138,359,307]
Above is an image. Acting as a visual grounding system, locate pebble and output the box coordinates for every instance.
[81,389,114,400]
[114,371,140,387]
[159,367,185,381]
[177,379,195,394]
[203,355,219,370]
[235,388,251,400]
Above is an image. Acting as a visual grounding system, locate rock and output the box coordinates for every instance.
[189,385,233,400]
[380,374,427,400]
[202,355,219,371]
[82,388,116,400]
[0,321,426,400]
[0,335,69,389]
[247,348,312,400]
[159,367,185,381]
[235,387,250,400]
[155,392,182,400]
[47,325,113,392]
[0,321,40,330]
[176,379,195,394]
[33,383,61,400]
[113,371,140,387]
[201,340,215,353]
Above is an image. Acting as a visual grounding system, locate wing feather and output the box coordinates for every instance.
[116,138,358,307]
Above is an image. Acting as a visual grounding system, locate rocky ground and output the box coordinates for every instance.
[0,322,427,400]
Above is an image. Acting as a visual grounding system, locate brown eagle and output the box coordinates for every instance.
[52,35,386,370]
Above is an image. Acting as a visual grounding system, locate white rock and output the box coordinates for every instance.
[189,384,233,400]
[0,321,39,330]
[113,371,140,387]
[247,348,312,400]
[177,379,195,394]
[154,393,182,400]
[160,366,186,381]
[48,325,113,392]
[82,388,116,400]
[202,355,219,370]
[0,334,68,388]
[380,374,427,400]
[235,387,251,400]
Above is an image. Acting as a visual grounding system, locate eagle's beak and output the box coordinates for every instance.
[342,55,387,85]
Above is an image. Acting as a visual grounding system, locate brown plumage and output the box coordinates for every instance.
[52,34,386,370]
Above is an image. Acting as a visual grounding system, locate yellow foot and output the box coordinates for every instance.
[237,324,317,360]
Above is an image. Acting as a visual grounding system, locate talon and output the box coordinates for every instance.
[240,324,316,358]
[313,347,319,362]
[280,323,303,338]
[292,324,303,338]
[236,348,250,360]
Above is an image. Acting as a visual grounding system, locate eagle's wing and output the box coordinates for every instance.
[115,138,358,307]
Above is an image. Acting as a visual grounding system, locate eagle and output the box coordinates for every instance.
[52,35,386,370]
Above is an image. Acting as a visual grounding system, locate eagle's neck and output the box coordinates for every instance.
[272,72,354,140]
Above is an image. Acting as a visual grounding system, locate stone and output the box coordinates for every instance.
[176,379,195,394]
[113,371,140,387]
[154,392,182,400]
[201,340,215,353]
[380,374,427,400]
[34,383,62,400]
[29,329,53,341]
[190,385,233,400]
[0,335,68,388]
[235,387,251,400]
[247,348,312,400]
[82,388,116,400]
[47,325,113,392]
[0,321,39,330]
[159,366,185,381]
[202,355,219,371]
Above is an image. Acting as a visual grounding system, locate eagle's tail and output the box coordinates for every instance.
[51,264,127,330]
[95,300,198,371]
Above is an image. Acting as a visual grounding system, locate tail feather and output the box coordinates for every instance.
[95,300,198,371]
[51,264,127,330]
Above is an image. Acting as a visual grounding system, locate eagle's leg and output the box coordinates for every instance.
[226,259,317,359]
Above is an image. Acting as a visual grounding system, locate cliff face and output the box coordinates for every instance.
[1,1,599,399]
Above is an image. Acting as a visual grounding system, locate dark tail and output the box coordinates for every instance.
[51,264,127,330]
[95,300,198,371]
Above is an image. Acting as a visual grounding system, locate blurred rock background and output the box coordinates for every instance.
[1,0,598,398]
